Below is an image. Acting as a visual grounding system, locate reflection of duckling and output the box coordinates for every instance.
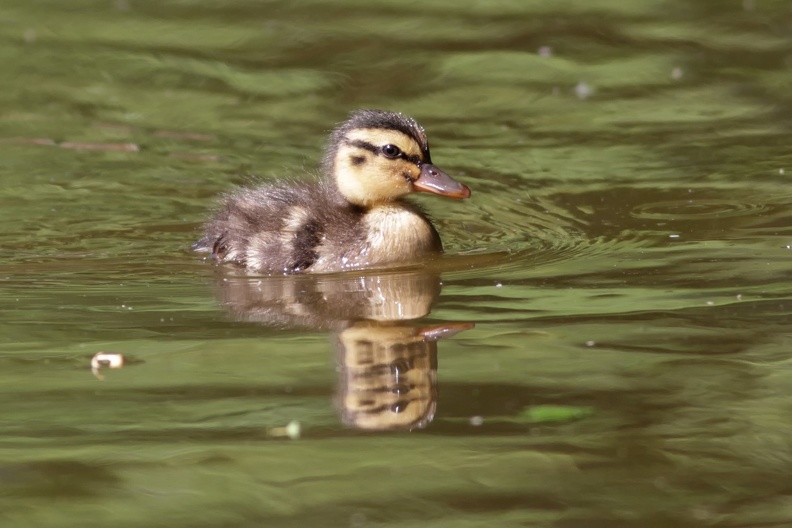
[337,322,473,431]
[216,271,441,330]
[194,110,471,274]
[209,270,474,431]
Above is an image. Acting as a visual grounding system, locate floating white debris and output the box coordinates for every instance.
[470,416,484,426]
[669,234,680,238]
[585,340,596,347]
[91,352,124,380]
[671,67,684,80]
[91,352,124,370]
[268,420,301,440]
[286,420,301,439]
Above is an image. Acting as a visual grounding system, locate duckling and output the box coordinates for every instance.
[193,109,470,274]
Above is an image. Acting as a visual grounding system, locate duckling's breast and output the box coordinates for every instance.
[310,203,441,273]
[363,203,441,257]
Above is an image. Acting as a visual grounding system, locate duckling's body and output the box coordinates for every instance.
[194,110,470,274]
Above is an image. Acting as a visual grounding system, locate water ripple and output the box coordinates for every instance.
[632,199,767,221]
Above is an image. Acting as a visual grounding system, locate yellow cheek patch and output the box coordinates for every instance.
[388,159,420,182]
[345,128,424,160]
[333,147,411,205]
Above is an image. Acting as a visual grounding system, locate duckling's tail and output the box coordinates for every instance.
[191,238,212,253]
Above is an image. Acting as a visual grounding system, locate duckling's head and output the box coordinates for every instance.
[323,110,471,207]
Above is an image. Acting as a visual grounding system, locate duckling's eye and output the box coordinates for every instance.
[381,144,402,159]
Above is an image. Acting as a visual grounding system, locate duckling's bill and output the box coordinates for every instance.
[413,164,471,199]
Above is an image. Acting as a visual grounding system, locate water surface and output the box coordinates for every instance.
[2,1,792,526]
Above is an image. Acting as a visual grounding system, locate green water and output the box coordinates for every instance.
[3,1,792,526]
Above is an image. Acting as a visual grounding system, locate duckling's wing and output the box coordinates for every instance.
[196,183,328,273]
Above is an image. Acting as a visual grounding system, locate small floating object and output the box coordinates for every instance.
[91,352,124,380]
[267,420,301,440]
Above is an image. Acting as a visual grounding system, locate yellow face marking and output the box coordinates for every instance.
[333,129,426,206]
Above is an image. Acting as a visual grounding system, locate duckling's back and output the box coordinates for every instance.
[195,182,342,273]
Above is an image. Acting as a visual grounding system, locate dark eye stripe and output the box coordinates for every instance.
[346,139,380,154]
[346,139,422,164]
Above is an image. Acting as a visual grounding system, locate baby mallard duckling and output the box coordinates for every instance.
[193,109,470,274]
